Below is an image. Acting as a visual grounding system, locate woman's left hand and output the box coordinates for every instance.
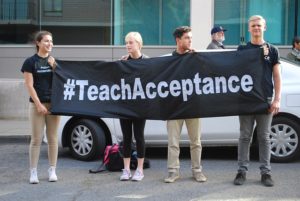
[48,56,57,69]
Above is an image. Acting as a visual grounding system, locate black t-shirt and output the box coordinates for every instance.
[237,42,280,98]
[172,50,191,56]
[21,54,53,103]
[127,54,149,60]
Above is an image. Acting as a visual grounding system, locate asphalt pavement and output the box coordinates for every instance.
[1,119,300,201]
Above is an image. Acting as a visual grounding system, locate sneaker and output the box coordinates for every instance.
[193,172,207,182]
[120,169,132,181]
[48,166,58,182]
[261,173,274,187]
[233,172,246,185]
[131,169,144,181]
[164,172,180,183]
[29,168,39,184]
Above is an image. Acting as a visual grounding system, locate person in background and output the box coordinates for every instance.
[233,15,281,187]
[21,31,60,184]
[164,26,206,183]
[287,36,300,62]
[119,32,148,182]
[206,26,227,49]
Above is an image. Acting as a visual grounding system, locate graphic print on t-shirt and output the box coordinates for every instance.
[35,58,52,74]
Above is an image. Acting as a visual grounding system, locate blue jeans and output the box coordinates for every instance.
[237,114,273,175]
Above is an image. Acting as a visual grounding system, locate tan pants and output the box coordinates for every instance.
[166,118,202,173]
[29,103,60,169]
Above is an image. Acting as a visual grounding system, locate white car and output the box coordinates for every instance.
[57,58,300,162]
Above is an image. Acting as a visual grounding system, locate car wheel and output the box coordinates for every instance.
[270,116,300,163]
[68,119,106,161]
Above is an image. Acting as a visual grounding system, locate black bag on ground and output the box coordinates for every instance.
[89,144,123,173]
[106,145,124,171]
[89,142,151,173]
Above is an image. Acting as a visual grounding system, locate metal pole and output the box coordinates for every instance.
[39,0,41,31]
[295,0,298,36]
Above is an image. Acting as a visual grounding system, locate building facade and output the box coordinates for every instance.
[0,0,299,119]
[0,0,299,78]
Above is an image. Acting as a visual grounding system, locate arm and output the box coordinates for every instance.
[269,63,281,115]
[23,72,49,114]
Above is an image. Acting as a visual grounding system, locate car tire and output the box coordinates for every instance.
[68,119,106,161]
[270,116,300,163]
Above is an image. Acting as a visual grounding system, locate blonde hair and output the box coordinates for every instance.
[125,32,143,50]
[248,15,266,25]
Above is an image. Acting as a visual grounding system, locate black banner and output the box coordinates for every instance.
[51,48,269,120]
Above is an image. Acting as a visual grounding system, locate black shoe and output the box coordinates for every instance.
[261,173,274,187]
[234,172,246,185]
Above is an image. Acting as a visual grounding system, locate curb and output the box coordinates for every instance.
[0,135,30,143]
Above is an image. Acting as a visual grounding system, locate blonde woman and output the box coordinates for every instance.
[119,32,148,181]
[21,31,60,184]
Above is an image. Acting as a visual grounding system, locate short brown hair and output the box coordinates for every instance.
[173,26,192,40]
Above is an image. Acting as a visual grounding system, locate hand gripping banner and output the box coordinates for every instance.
[51,48,269,120]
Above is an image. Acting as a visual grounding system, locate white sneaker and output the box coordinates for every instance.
[131,169,144,181]
[29,168,39,184]
[120,169,132,181]
[48,166,58,182]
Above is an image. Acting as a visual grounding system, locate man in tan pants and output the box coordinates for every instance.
[164,26,206,183]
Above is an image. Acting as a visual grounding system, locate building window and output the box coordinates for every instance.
[44,0,62,17]
[0,0,189,45]
[114,0,190,45]
[214,0,299,46]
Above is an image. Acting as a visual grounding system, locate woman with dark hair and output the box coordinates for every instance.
[21,31,60,184]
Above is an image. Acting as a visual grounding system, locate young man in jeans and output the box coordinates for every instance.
[233,15,281,187]
[164,26,206,183]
